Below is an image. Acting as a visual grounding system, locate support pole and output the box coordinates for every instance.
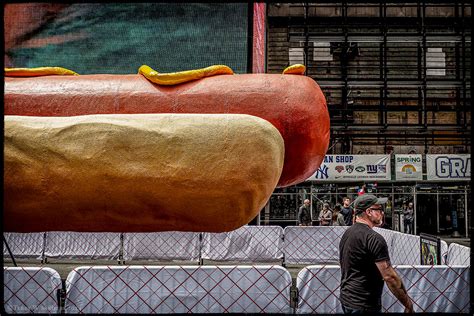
[41,232,47,264]
[437,192,440,233]
[413,186,417,235]
[465,188,468,238]
[264,201,270,225]
[3,235,17,267]
[198,233,203,266]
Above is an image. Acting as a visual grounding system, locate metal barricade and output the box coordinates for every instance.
[447,243,470,266]
[296,265,342,314]
[201,226,284,262]
[122,232,201,262]
[283,226,348,265]
[64,265,292,313]
[4,267,62,314]
[390,231,421,265]
[296,265,470,313]
[382,265,470,313]
[3,232,45,260]
[44,232,121,260]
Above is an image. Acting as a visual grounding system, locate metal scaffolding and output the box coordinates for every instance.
[267,2,471,154]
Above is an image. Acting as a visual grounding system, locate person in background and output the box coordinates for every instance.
[318,202,332,226]
[384,198,393,228]
[339,194,414,314]
[379,213,391,229]
[298,199,312,226]
[341,197,354,226]
[332,203,346,226]
[403,202,414,234]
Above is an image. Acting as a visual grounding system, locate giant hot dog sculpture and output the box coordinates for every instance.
[4,65,330,232]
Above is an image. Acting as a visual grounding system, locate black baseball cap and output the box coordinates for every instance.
[354,194,388,214]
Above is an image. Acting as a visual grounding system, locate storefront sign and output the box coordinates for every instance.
[426,154,470,181]
[308,155,391,182]
[395,154,423,181]
[420,233,441,265]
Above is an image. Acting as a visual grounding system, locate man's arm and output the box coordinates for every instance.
[297,207,303,225]
[375,260,414,313]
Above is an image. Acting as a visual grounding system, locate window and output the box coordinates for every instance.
[426,48,446,76]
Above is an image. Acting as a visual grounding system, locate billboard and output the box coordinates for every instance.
[426,154,471,181]
[308,155,391,182]
[5,3,250,74]
[395,154,423,181]
[420,233,441,265]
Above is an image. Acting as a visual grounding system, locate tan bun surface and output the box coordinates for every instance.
[4,114,284,233]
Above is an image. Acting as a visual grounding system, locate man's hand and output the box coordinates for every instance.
[403,298,414,313]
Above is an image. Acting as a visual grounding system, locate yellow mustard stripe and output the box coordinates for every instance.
[283,64,306,75]
[138,64,234,85]
[5,67,79,77]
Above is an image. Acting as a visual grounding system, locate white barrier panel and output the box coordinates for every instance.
[390,231,420,265]
[296,265,470,313]
[65,265,292,314]
[283,226,348,264]
[440,240,449,265]
[122,232,200,262]
[4,267,61,314]
[3,233,45,259]
[296,265,342,314]
[383,265,470,313]
[44,232,121,260]
[373,227,396,261]
[201,226,283,262]
[374,228,449,265]
[447,243,470,266]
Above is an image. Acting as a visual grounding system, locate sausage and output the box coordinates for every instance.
[4,114,284,233]
[5,74,330,187]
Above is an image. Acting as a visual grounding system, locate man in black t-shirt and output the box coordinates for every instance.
[340,197,353,226]
[339,194,414,314]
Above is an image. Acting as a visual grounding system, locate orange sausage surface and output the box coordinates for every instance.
[5,74,330,187]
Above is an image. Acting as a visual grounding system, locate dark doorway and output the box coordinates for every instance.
[416,194,438,235]
[438,194,466,236]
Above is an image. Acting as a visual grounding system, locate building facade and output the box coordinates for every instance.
[258,3,471,237]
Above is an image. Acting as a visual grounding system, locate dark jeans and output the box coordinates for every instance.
[404,219,413,234]
[341,304,381,314]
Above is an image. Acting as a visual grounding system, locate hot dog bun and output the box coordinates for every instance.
[4,113,284,232]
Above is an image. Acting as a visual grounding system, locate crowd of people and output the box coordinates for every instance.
[297,196,413,231]
[298,196,358,227]
[294,193,417,239]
